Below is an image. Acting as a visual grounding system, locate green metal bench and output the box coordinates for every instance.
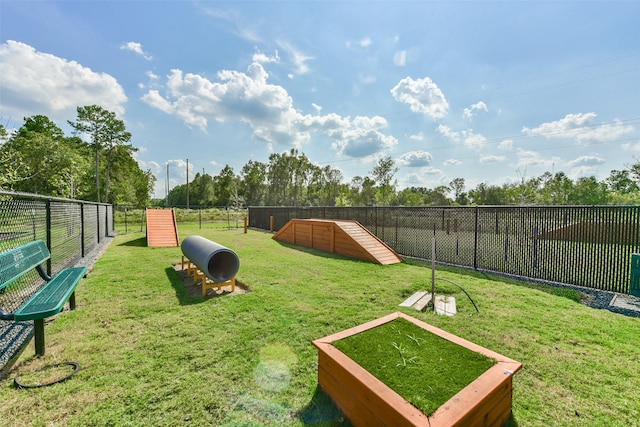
[0,240,87,356]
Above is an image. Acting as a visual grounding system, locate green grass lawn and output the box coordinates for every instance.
[1,226,638,426]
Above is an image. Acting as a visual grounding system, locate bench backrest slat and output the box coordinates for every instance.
[0,240,51,291]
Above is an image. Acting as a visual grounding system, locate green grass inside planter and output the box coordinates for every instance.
[332,317,496,416]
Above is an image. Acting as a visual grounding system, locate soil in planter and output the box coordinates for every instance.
[332,317,496,416]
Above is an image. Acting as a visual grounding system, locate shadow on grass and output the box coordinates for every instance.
[505,412,520,426]
[117,236,147,247]
[164,266,204,306]
[297,385,352,426]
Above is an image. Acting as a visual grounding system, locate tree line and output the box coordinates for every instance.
[2,106,639,207]
[0,106,155,206]
[166,149,640,208]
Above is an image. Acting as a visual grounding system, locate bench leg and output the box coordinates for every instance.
[34,319,45,356]
[69,291,76,310]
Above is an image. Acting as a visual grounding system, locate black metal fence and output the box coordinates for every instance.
[0,191,114,372]
[249,206,640,295]
[114,205,247,232]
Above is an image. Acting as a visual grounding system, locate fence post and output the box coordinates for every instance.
[473,206,479,270]
[96,204,101,244]
[46,199,52,275]
[81,203,86,257]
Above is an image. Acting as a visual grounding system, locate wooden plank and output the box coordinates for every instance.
[273,218,402,265]
[399,291,428,308]
[318,365,386,427]
[316,344,427,427]
[412,293,433,311]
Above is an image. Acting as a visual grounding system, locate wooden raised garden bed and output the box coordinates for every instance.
[312,312,522,427]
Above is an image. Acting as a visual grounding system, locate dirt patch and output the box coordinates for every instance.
[172,264,249,298]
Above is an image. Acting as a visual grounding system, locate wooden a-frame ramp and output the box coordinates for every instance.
[273,218,403,265]
[146,208,179,247]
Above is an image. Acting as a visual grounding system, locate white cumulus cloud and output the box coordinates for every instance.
[437,124,461,142]
[463,101,488,120]
[142,63,397,158]
[522,112,635,144]
[0,40,127,121]
[253,49,279,64]
[391,76,448,120]
[120,41,152,60]
[398,150,433,167]
[567,155,605,167]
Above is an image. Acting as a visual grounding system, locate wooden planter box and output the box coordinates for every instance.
[312,312,522,427]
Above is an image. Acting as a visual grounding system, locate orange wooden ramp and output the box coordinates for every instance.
[273,218,403,265]
[146,208,179,247]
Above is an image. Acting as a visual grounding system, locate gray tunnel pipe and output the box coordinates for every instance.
[181,235,240,282]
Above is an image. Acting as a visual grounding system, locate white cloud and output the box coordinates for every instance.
[143,63,301,142]
[402,166,448,189]
[463,101,487,120]
[498,139,513,150]
[120,41,152,60]
[253,49,279,64]
[444,159,462,166]
[327,115,398,158]
[567,155,605,167]
[277,40,313,76]
[346,37,372,49]
[397,150,433,167]
[393,50,406,66]
[463,130,486,150]
[515,148,561,169]
[437,124,461,142]
[409,132,425,141]
[522,113,635,144]
[568,166,598,179]
[0,40,127,121]
[622,141,640,152]
[201,6,262,43]
[391,76,448,120]
[479,155,506,163]
[143,63,397,158]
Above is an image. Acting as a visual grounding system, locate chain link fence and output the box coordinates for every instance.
[114,205,248,232]
[249,206,640,295]
[1,191,113,374]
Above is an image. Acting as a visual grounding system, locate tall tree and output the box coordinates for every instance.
[213,165,237,207]
[240,160,267,206]
[569,176,609,205]
[68,105,130,202]
[536,172,574,205]
[371,156,398,206]
[0,116,88,197]
[449,178,468,205]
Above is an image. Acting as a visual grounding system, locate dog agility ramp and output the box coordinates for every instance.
[273,218,402,265]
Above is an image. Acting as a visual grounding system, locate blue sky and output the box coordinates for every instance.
[1,1,639,199]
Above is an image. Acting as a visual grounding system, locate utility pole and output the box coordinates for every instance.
[186,158,190,210]
[166,163,169,207]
